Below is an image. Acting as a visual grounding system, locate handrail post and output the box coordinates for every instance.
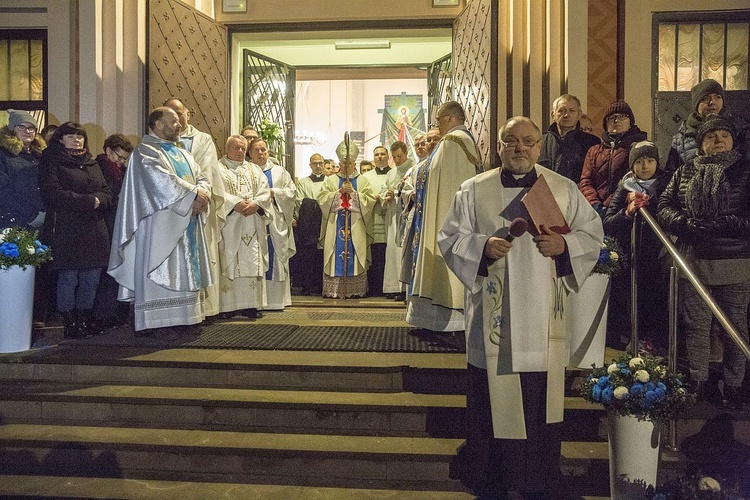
[630,212,640,357]
[666,265,679,451]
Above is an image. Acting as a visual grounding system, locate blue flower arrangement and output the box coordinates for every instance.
[592,235,624,276]
[578,352,694,424]
[0,227,52,270]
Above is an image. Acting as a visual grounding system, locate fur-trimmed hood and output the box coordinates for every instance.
[0,126,46,157]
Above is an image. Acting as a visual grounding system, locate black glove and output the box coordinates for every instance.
[712,214,748,235]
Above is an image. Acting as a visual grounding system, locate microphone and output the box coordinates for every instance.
[504,217,528,242]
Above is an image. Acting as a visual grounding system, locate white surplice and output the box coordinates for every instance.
[438,165,603,438]
[258,162,296,309]
[381,158,414,294]
[215,157,272,312]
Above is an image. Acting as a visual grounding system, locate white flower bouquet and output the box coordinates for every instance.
[0,227,52,270]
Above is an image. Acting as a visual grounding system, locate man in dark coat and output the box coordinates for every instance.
[538,94,599,183]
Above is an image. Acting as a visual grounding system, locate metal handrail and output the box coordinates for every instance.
[630,208,750,361]
[631,207,750,451]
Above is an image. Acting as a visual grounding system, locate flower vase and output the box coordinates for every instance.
[0,265,35,353]
[607,412,661,499]
[568,273,610,368]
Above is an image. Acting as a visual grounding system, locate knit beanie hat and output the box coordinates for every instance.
[7,109,37,130]
[691,79,724,112]
[696,114,735,147]
[629,141,660,171]
[602,101,635,130]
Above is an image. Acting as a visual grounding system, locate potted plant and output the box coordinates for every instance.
[578,352,695,499]
[0,226,52,353]
[568,235,625,368]
[258,117,284,162]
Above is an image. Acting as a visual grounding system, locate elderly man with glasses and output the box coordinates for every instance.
[438,116,602,500]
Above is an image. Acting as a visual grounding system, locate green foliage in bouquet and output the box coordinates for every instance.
[0,227,52,270]
[578,352,695,424]
[592,235,625,276]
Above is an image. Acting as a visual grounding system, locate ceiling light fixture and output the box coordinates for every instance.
[334,40,391,50]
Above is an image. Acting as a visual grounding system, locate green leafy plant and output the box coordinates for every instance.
[258,118,283,156]
[0,227,52,270]
[578,352,694,424]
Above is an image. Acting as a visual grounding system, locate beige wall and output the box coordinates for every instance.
[624,1,750,137]
[0,0,146,154]
[215,0,464,24]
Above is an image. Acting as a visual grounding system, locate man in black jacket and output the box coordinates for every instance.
[538,94,599,183]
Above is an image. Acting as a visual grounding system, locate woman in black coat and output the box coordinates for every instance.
[657,115,750,410]
[39,122,112,338]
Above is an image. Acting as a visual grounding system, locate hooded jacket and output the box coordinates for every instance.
[0,126,46,229]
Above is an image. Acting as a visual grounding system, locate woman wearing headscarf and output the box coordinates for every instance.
[658,115,750,410]
[39,122,112,338]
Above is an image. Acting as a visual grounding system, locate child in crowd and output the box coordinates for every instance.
[603,141,671,351]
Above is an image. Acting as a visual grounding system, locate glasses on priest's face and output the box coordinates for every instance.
[499,138,541,150]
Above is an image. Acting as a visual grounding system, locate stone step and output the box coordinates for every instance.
[0,346,466,393]
[0,424,467,491]
[0,474,476,499]
[0,381,466,437]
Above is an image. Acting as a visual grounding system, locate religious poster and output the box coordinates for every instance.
[379,93,427,157]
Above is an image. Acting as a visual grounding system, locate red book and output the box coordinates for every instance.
[521,175,571,234]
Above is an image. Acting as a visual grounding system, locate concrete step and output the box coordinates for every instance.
[0,346,466,393]
[0,474,475,499]
[0,424,467,491]
[0,381,466,437]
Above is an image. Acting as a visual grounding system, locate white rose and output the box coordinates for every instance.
[698,476,721,491]
[629,357,644,368]
[607,363,619,374]
[610,251,619,261]
[656,366,666,376]
[613,386,629,399]
[27,246,35,255]
[636,370,650,383]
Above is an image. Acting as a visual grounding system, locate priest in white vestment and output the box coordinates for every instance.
[362,145,391,296]
[407,102,479,332]
[248,138,296,310]
[437,117,603,499]
[381,141,414,300]
[164,98,221,319]
[108,107,213,334]
[214,135,272,317]
[318,140,375,298]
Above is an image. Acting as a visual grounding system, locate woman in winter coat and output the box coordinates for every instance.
[0,110,46,229]
[39,122,112,338]
[579,101,648,217]
[657,115,750,410]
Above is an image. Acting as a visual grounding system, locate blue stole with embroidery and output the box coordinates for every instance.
[158,141,201,288]
[409,143,440,293]
[334,176,358,277]
[263,168,276,281]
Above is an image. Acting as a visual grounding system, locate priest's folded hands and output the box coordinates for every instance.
[533,224,566,257]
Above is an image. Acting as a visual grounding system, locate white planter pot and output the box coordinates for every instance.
[607,412,661,499]
[0,265,35,353]
[567,272,610,368]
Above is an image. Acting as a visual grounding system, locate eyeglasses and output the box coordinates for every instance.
[311,161,325,165]
[606,114,630,123]
[15,125,37,133]
[499,138,540,149]
[115,153,129,162]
